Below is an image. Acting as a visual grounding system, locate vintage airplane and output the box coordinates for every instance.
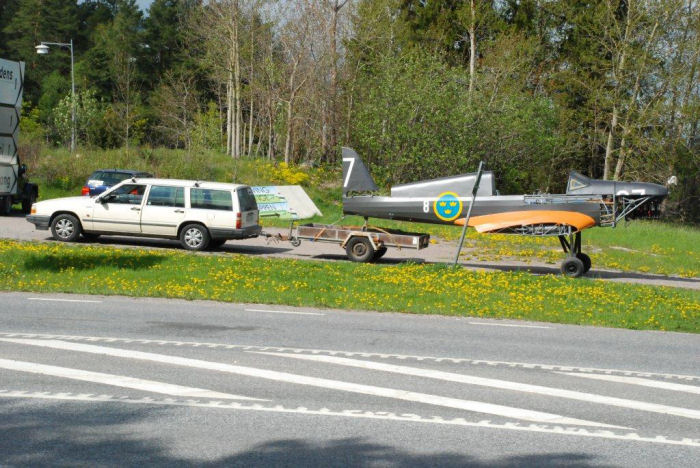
[341,147,668,277]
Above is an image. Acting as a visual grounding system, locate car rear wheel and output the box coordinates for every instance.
[51,214,82,242]
[209,239,227,249]
[180,224,210,251]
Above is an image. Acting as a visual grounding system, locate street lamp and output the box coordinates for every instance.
[36,40,76,153]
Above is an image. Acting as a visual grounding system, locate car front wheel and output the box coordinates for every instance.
[180,224,210,251]
[51,214,82,242]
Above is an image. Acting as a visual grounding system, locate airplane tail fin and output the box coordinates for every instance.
[342,147,378,195]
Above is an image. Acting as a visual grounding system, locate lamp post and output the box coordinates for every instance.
[36,40,75,153]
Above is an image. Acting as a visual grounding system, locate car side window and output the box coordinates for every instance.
[104,184,146,205]
[147,185,184,207]
[190,188,233,211]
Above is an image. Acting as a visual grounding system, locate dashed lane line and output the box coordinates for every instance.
[256,352,700,420]
[0,358,266,401]
[1,332,697,382]
[0,338,624,428]
[558,372,700,395]
[0,389,697,447]
[467,322,552,329]
[244,308,325,316]
[27,298,102,304]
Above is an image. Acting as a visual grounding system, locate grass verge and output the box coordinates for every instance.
[1,240,698,333]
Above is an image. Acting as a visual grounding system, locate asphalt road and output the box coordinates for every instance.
[0,292,698,466]
[1,211,698,289]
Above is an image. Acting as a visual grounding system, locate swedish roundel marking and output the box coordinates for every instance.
[433,192,462,222]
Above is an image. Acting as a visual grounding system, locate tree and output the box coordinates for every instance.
[94,0,144,150]
[192,0,244,158]
[151,70,201,150]
[143,0,200,89]
[2,0,80,106]
[53,88,105,147]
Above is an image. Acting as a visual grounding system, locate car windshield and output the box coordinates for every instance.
[88,171,135,186]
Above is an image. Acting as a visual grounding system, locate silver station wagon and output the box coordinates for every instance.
[27,178,262,250]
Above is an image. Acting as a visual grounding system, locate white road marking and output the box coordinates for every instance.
[244,308,325,316]
[559,372,700,395]
[1,389,697,447]
[2,332,697,382]
[468,322,552,329]
[257,352,700,420]
[0,338,622,428]
[27,298,102,304]
[0,358,265,401]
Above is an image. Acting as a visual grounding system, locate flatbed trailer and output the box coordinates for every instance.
[289,223,430,262]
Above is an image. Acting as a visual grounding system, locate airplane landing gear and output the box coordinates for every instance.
[558,232,591,278]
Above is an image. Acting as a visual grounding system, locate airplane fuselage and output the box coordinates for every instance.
[343,194,604,228]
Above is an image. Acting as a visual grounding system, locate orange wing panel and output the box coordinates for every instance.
[454,210,596,233]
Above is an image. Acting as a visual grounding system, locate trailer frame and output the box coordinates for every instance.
[289,222,430,262]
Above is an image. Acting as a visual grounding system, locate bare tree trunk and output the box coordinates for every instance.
[248,19,255,157]
[603,104,618,180]
[468,0,476,99]
[613,20,658,180]
[602,0,634,180]
[284,99,293,164]
[233,0,242,159]
[284,60,298,165]
[125,73,130,154]
[325,0,348,162]
[226,71,233,156]
[266,94,274,160]
[613,130,628,181]
[242,121,247,155]
[218,84,224,147]
[345,93,352,142]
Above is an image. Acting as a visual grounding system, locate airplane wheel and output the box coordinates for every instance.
[346,237,375,263]
[576,253,592,273]
[290,237,301,247]
[561,257,585,278]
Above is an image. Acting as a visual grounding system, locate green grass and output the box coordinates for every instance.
[0,240,698,332]
[26,146,699,278]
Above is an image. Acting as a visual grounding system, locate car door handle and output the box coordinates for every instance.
[174,209,184,213]
[131,207,141,211]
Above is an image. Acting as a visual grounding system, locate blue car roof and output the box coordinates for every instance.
[91,169,152,175]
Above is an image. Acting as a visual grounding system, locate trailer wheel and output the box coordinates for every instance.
[371,247,388,262]
[346,237,375,262]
